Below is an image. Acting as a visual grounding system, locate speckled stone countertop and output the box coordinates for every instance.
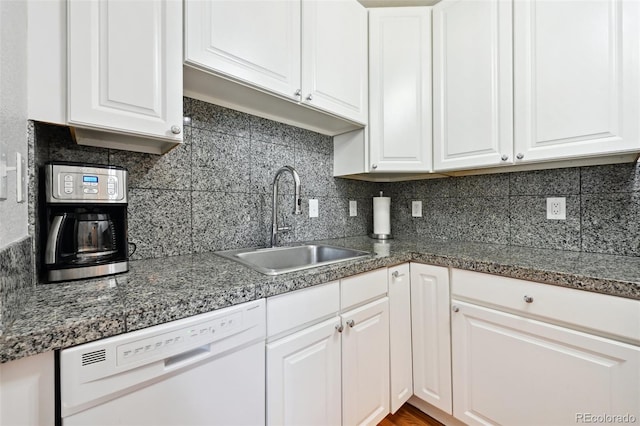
[1,236,639,363]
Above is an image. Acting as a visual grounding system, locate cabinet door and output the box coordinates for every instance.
[342,297,390,425]
[184,0,301,101]
[388,264,413,414]
[432,0,513,171]
[301,0,368,124]
[514,0,640,163]
[369,8,432,173]
[266,317,342,426]
[410,263,453,414]
[67,0,183,141]
[451,300,640,426]
[0,352,55,426]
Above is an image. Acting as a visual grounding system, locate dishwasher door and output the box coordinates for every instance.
[60,299,265,426]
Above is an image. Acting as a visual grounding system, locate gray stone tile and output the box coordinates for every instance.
[250,116,298,148]
[413,177,453,198]
[294,148,334,197]
[297,128,333,155]
[509,196,580,251]
[183,97,252,137]
[345,197,373,237]
[582,192,640,256]
[453,197,510,244]
[415,198,458,241]
[191,128,251,192]
[388,197,415,238]
[109,128,191,190]
[0,237,33,334]
[127,189,192,260]
[510,168,580,195]
[192,191,265,252]
[452,173,510,197]
[46,124,110,165]
[335,178,379,199]
[250,139,296,194]
[290,196,331,242]
[581,163,640,194]
[325,197,347,239]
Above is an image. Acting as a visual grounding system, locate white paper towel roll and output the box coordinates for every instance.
[373,196,391,235]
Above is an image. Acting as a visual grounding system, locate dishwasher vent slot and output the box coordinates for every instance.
[81,349,106,366]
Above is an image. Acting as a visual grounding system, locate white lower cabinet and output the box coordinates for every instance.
[266,316,342,426]
[0,351,55,426]
[388,264,413,414]
[409,263,453,414]
[266,268,390,426]
[451,300,640,426]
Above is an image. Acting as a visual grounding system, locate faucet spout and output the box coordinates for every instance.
[271,166,302,247]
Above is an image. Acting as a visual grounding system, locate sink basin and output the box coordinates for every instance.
[215,244,372,275]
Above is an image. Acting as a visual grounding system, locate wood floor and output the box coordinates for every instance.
[378,404,445,426]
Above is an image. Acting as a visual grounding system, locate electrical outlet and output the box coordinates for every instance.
[349,200,357,217]
[546,197,566,220]
[309,199,319,218]
[412,200,422,217]
[0,147,6,200]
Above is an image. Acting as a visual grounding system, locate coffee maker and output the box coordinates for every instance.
[41,162,129,282]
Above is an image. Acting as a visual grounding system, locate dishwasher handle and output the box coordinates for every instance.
[164,345,211,371]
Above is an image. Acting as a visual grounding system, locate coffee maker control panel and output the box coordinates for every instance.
[46,163,127,204]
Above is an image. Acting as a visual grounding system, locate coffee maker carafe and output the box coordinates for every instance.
[42,163,128,282]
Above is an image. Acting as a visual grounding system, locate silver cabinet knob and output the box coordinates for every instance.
[170,125,181,135]
[335,324,344,333]
[306,94,313,101]
[452,305,460,313]
[294,89,301,97]
[346,319,355,328]
[371,164,378,169]
[523,295,534,303]
[391,271,405,279]
[516,153,524,160]
[501,154,509,161]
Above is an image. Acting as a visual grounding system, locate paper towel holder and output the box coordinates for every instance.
[370,191,393,240]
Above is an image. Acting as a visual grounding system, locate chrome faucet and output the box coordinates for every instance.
[271,166,302,247]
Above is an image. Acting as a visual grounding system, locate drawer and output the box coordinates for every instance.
[451,269,640,344]
[341,268,388,311]
[267,281,339,338]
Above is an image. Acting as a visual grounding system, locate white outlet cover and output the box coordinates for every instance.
[349,200,357,217]
[546,197,566,220]
[309,199,319,218]
[412,200,422,217]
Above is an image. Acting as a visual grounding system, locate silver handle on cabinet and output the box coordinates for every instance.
[452,305,460,313]
[335,324,344,333]
[501,154,509,161]
[170,125,181,135]
[294,89,301,97]
[371,164,378,169]
[391,271,405,279]
[306,94,313,101]
[346,319,355,328]
[516,153,524,160]
[523,295,534,303]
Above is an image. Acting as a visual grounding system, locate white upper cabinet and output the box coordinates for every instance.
[184,0,301,101]
[67,0,183,152]
[513,0,640,163]
[369,7,432,172]
[432,0,513,171]
[184,0,367,134]
[301,0,368,124]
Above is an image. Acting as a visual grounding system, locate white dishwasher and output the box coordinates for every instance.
[59,299,266,426]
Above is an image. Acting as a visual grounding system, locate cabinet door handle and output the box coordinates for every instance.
[170,125,181,135]
[501,154,509,161]
[335,324,344,333]
[523,295,534,303]
[346,319,355,328]
[306,94,313,101]
[391,271,405,279]
[516,153,524,160]
[371,164,378,169]
[294,89,301,97]
[452,305,460,313]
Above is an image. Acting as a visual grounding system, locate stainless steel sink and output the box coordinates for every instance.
[215,244,372,275]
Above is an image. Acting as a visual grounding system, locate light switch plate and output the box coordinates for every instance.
[412,200,422,217]
[309,199,319,218]
[0,147,7,201]
[349,200,357,217]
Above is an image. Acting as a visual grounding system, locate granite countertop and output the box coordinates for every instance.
[1,236,639,363]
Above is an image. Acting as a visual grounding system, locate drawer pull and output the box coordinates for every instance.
[452,305,460,313]
[391,271,405,279]
[335,324,344,333]
[524,295,534,303]
[346,319,355,328]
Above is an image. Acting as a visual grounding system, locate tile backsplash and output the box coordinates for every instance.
[383,163,640,257]
[29,97,640,276]
[31,97,378,262]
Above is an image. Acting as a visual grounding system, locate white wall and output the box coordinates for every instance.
[0,0,29,249]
